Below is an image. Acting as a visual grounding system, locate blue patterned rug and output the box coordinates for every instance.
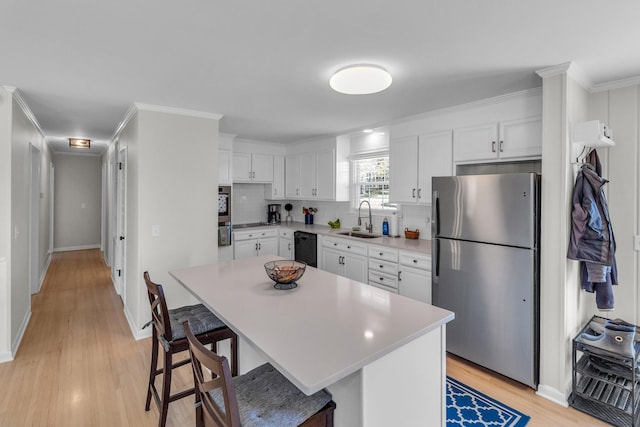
[447,376,530,427]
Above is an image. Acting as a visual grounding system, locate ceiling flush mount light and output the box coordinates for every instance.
[69,138,90,148]
[330,64,392,95]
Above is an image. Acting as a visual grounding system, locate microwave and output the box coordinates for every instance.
[218,186,231,224]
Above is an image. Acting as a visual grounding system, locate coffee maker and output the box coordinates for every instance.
[267,204,281,224]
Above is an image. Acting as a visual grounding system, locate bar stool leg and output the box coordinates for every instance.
[158,350,172,427]
[145,330,159,411]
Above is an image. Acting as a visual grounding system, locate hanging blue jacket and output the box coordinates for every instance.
[567,149,617,310]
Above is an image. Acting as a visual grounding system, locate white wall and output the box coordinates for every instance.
[117,106,220,336]
[53,154,102,250]
[0,88,50,362]
[0,87,12,359]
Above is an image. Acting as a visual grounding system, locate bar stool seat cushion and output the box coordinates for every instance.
[169,304,226,340]
[210,363,332,427]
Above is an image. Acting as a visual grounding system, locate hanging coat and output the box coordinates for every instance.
[567,149,618,310]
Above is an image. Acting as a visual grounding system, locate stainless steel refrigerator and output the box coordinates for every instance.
[432,173,540,388]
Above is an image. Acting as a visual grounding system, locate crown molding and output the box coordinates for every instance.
[536,61,594,91]
[591,75,640,93]
[134,103,223,121]
[111,103,138,141]
[3,86,45,138]
[112,103,224,141]
[388,87,543,128]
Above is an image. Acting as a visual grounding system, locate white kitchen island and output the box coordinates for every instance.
[170,255,453,427]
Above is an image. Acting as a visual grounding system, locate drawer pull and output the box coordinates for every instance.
[379,277,384,281]
[379,265,384,269]
[413,259,418,263]
[379,252,383,256]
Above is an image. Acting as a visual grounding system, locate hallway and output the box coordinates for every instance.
[0,249,195,427]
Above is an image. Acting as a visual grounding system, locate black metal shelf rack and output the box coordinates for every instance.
[570,316,640,427]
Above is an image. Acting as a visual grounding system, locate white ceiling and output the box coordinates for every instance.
[3,0,640,155]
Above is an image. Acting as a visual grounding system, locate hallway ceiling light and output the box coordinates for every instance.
[69,138,90,148]
[330,65,392,95]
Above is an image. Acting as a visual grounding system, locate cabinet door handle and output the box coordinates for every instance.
[379,264,384,269]
[492,141,496,152]
[398,271,402,281]
[258,242,261,250]
[288,243,291,250]
[418,188,422,199]
[296,189,299,196]
[379,252,383,256]
[379,277,384,281]
[333,242,338,246]
[413,259,418,263]
[412,188,416,198]
[500,140,504,152]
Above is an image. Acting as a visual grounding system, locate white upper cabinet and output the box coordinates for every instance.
[233,152,274,183]
[390,135,419,204]
[218,149,232,185]
[390,131,453,205]
[285,154,301,198]
[315,149,335,200]
[453,116,541,163]
[265,154,285,199]
[285,145,347,201]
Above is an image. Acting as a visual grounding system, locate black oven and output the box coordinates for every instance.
[218,186,231,224]
[218,186,232,247]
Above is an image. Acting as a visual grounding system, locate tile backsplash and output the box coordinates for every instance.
[232,185,433,240]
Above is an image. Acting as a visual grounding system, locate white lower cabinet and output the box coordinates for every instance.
[398,251,432,303]
[321,237,367,283]
[233,229,278,259]
[278,228,294,259]
[368,245,399,294]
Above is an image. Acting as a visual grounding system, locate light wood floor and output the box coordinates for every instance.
[0,249,609,426]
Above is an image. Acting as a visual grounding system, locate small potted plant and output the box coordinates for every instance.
[302,207,317,224]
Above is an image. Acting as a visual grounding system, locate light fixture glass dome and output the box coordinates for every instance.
[330,65,392,95]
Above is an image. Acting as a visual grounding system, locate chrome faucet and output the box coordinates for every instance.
[358,200,373,233]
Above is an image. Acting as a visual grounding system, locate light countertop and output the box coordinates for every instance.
[170,255,453,395]
[234,221,432,255]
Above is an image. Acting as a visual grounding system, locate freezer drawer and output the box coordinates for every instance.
[432,237,538,387]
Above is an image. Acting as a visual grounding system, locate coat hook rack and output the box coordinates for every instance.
[571,120,615,166]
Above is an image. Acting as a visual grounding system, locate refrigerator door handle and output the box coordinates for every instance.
[433,239,440,284]
[432,190,440,237]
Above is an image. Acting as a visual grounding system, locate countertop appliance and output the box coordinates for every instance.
[432,173,540,388]
[267,204,281,225]
[294,231,317,267]
[218,185,232,247]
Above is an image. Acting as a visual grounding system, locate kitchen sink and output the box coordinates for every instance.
[336,231,381,239]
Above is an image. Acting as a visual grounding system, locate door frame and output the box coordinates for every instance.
[29,144,41,294]
[114,146,127,302]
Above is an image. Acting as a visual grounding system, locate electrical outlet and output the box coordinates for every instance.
[634,235,640,251]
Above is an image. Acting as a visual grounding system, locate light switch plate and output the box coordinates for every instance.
[634,235,640,251]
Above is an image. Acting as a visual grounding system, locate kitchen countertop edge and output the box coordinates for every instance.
[233,221,432,255]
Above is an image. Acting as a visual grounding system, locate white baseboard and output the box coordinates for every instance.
[123,303,152,341]
[38,253,51,292]
[11,309,31,359]
[53,244,101,252]
[0,350,13,363]
[536,384,569,407]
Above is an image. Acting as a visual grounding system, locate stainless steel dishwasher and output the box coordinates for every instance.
[294,231,317,267]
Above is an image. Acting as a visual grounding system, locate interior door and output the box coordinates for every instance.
[114,146,127,301]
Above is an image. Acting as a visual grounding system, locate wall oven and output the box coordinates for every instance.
[218,186,232,246]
